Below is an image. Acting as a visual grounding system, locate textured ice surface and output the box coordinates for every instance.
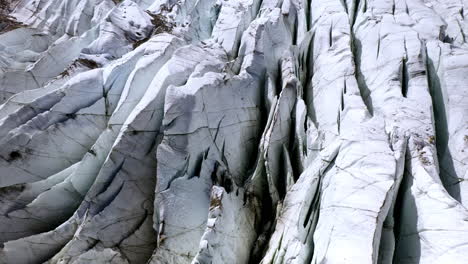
[0,0,468,263]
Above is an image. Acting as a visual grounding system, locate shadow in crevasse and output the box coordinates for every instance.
[393,155,421,264]
[351,37,374,116]
[425,55,461,202]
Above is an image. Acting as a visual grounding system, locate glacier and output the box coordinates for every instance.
[0,0,467,263]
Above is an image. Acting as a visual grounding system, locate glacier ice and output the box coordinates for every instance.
[0,0,468,263]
